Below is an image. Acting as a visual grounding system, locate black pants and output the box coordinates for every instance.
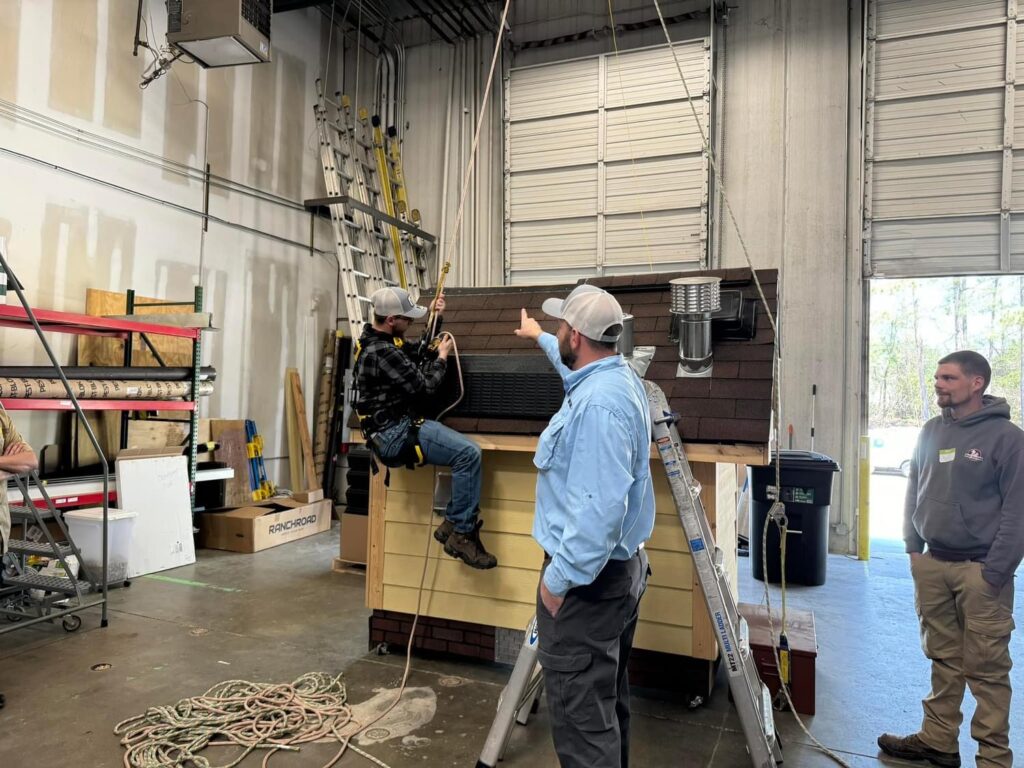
[536,550,650,768]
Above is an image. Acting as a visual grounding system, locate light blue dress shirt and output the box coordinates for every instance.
[533,332,656,596]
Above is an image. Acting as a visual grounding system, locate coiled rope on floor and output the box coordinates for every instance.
[113,672,377,768]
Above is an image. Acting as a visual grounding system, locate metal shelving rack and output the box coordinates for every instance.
[0,243,202,631]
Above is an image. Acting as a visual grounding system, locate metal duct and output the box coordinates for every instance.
[670,276,721,377]
[616,314,635,358]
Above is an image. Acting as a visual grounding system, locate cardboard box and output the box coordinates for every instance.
[198,499,332,553]
[339,512,369,564]
[293,488,324,504]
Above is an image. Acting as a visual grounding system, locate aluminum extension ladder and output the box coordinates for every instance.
[477,382,783,768]
[313,83,429,338]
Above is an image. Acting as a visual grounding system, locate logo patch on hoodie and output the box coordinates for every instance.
[965,448,984,462]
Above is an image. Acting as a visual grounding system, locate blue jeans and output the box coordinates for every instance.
[373,418,482,534]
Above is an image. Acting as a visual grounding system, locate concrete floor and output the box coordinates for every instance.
[1,526,1021,767]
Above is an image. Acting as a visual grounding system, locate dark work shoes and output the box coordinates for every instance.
[443,520,498,570]
[877,733,961,768]
[434,518,456,544]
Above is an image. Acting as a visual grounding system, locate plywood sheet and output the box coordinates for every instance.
[78,289,194,367]
[210,419,252,507]
[126,419,189,450]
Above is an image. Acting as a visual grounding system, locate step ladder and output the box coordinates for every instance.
[476,382,783,768]
[314,83,431,338]
[0,242,112,632]
[1,470,102,634]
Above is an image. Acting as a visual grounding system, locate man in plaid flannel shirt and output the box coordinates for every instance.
[354,287,496,570]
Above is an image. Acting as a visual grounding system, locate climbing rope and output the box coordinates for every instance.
[114,673,357,768]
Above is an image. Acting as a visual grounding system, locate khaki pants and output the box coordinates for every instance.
[912,553,1016,768]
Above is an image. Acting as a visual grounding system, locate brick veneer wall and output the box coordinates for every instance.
[369,610,718,699]
[369,609,497,659]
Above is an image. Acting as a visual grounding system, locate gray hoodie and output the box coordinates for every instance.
[904,395,1024,588]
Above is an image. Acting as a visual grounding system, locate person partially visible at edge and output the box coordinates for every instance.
[352,287,496,570]
[0,410,40,712]
[879,350,1023,768]
[515,285,655,768]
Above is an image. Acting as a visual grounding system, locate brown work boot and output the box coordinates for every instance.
[444,520,498,569]
[877,733,960,767]
[434,518,455,544]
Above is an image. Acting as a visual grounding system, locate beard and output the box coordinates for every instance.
[558,336,577,369]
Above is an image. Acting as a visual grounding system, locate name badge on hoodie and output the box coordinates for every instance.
[939,448,955,463]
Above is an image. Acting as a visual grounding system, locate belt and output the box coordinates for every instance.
[928,550,987,564]
[543,545,644,564]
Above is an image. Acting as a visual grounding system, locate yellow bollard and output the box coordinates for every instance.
[858,435,871,561]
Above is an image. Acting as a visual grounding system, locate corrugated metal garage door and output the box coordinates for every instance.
[865,0,1024,277]
[505,42,711,284]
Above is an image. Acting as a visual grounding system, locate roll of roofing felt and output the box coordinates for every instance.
[0,379,213,399]
[0,366,217,381]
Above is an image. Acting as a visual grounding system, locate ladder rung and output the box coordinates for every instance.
[347,244,366,254]
[10,504,53,521]
[5,571,93,596]
[6,539,73,557]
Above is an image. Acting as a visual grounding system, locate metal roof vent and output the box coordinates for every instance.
[670,276,721,378]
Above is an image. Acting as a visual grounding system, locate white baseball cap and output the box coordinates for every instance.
[542,284,624,342]
[371,287,427,319]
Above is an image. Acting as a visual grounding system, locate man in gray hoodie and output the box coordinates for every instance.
[879,351,1023,768]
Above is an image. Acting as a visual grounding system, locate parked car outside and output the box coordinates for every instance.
[869,426,920,477]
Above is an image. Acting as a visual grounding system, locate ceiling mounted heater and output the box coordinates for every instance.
[167,0,272,68]
[670,276,721,378]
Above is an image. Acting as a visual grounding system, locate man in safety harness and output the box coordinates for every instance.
[354,287,497,570]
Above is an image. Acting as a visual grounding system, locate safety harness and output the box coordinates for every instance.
[352,334,428,477]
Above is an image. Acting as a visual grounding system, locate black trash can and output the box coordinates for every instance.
[749,451,840,586]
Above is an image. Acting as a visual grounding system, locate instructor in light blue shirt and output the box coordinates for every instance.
[515,284,655,768]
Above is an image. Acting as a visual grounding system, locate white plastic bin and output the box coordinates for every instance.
[63,507,137,584]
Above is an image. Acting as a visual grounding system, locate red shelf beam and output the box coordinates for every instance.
[0,304,201,340]
[0,399,196,411]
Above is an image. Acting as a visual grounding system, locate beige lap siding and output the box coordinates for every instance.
[369,450,738,662]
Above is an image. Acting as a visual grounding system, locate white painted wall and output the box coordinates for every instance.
[0,0,356,485]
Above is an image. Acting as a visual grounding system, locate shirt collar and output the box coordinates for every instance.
[362,323,402,345]
[565,354,625,393]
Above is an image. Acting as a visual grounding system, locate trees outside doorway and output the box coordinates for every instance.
[869,276,1024,540]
